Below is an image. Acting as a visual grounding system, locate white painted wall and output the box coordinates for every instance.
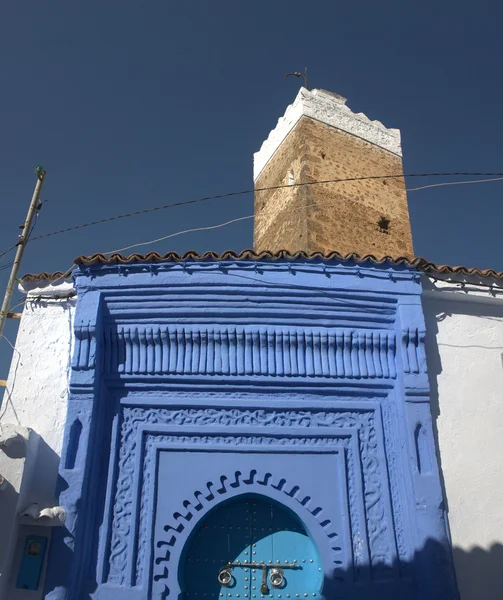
[253,87,402,179]
[1,280,75,454]
[0,280,75,600]
[422,276,503,600]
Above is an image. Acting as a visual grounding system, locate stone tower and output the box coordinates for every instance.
[253,87,414,258]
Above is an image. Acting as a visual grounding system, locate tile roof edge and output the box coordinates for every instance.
[21,271,72,283]
[73,249,420,266]
[20,250,503,282]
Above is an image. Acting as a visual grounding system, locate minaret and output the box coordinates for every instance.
[253,88,414,258]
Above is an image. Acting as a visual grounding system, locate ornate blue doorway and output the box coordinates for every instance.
[181,495,323,600]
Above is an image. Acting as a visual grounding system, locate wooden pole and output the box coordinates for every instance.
[0,167,46,339]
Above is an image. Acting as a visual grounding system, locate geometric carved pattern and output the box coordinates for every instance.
[103,325,397,378]
[105,407,395,587]
[379,399,408,563]
[153,469,344,588]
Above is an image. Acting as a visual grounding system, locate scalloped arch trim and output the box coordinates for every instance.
[154,469,343,589]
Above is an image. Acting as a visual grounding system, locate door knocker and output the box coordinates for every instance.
[218,567,232,587]
[218,562,298,592]
[269,568,284,588]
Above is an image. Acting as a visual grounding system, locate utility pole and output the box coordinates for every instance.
[0,166,46,339]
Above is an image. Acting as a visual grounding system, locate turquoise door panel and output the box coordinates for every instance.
[183,495,323,600]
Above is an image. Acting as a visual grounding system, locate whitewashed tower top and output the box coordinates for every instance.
[253,87,402,180]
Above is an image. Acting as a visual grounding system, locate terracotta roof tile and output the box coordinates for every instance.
[21,271,71,283]
[19,250,503,282]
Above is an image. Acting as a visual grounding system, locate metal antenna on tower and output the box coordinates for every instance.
[284,68,308,90]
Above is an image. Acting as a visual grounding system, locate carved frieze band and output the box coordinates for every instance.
[103,326,397,379]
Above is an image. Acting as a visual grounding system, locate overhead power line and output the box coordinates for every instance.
[0,262,15,273]
[26,172,503,243]
[100,175,503,257]
[0,244,18,262]
[407,176,503,192]
[7,172,503,286]
[105,215,255,256]
[0,199,43,264]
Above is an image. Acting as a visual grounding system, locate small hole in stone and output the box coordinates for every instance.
[321,152,326,159]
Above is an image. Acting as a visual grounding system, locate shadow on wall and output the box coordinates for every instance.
[204,541,500,600]
[156,539,503,600]
[0,432,62,600]
[422,286,503,600]
[453,543,503,600]
[43,534,503,600]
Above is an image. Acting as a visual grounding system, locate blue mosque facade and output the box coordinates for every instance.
[42,251,458,600]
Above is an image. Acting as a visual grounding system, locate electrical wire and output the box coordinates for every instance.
[101,190,366,254]
[6,287,76,316]
[5,171,503,280]
[428,275,503,291]
[0,205,41,264]
[7,298,27,313]
[104,215,255,255]
[0,333,22,420]
[28,172,503,243]
[36,266,76,287]
[0,243,18,262]
[407,176,503,192]
[98,174,503,257]
[0,261,15,273]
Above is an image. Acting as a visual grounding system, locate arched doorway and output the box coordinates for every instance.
[180,494,323,599]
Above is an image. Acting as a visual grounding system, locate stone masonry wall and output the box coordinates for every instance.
[254,116,414,258]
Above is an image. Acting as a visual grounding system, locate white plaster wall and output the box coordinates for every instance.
[253,87,402,180]
[0,281,75,455]
[422,277,503,600]
[0,280,75,600]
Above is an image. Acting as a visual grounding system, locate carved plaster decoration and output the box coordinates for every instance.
[43,261,458,600]
[104,406,395,588]
[401,327,427,374]
[103,326,398,379]
[72,323,97,370]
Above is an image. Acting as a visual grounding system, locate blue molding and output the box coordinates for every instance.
[43,258,459,600]
[102,325,398,379]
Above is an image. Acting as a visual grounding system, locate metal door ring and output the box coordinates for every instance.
[218,567,232,586]
[269,568,284,588]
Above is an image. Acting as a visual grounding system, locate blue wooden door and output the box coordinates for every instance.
[182,495,323,600]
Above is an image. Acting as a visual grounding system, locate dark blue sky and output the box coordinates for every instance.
[1,0,502,376]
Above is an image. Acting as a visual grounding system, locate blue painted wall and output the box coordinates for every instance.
[43,256,459,599]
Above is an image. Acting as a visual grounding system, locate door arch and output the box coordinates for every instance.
[180,494,324,600]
